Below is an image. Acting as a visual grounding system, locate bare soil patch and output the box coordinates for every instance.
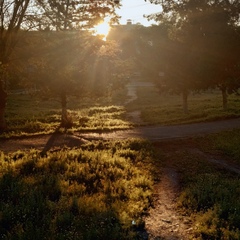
[145,168,193,240]
[0,133,86,154]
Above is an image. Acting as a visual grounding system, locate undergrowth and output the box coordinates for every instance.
[0,139,154,239]
[3,89,240,138]
[179,173,240,239]
[2,94,132,138]
[174,130,240,239]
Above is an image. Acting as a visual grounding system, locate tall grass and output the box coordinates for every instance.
[171,130,240,239]
[204,129,240,164]
[0,139,154,239]
[179,173,240,239]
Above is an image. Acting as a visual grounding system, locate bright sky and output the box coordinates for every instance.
[116,0,162,26]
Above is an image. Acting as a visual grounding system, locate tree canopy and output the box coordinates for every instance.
[36,0,120,31]
[0,0,120,131]
[147,0,240,112]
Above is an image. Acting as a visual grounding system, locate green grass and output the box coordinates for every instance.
[3,94,132,138]
[3,86,240,138]
[179,173,240,239]
[155,129,240,239]
[126,87,240,125]
[0,139,154,239]
[204,129,240,164]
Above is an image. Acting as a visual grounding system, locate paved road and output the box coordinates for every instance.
[80,118,240,140]
[1,118,240,153]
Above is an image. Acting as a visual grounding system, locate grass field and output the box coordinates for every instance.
[3,93,132,138]
[2,85,240,138]
[2,85,240,238]
[126,86,240,125]
[0,139,154,239]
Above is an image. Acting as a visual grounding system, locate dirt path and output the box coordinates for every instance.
[125,80,154,124]
[1,118,240,153]
[80,117,240,141]
[145,168,193,240]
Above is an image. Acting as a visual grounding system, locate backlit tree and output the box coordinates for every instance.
[0,0,120,131]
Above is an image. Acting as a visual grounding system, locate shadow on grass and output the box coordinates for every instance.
[40,127,85,156]
[40,126,61,156]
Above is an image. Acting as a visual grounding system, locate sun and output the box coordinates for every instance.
[93,19,111,41]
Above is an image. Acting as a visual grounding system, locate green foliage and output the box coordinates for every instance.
[179,173,240,239]
[205,129,240,164]
[148,0,240,95]
[2,94,131,138]
[0,139,154,239]
[4,88,240,138]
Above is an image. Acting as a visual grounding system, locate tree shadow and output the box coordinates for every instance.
[40,126,61,156]
[40,126,87,156]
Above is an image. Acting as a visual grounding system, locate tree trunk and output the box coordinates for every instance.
[61,90,67,126]
[60,90,72,128]
[0,82,7,132]
[182,89,189,114]
[221,86,228,111]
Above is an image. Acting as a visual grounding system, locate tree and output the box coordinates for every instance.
[0,0,120,131]
[85,40,127,98]
[34,0,120,127]
[16,30,127,127]
[0,64,8,130]
[125,23,200,113]
[37,0,120,31]
[131,25,170,83]
[147,0,240,111]
[0,0,35,131]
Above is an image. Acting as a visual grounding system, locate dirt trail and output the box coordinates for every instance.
[125,80,154,124]
[145,168,193,240]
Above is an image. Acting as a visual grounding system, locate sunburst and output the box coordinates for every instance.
[93,19,111,41]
